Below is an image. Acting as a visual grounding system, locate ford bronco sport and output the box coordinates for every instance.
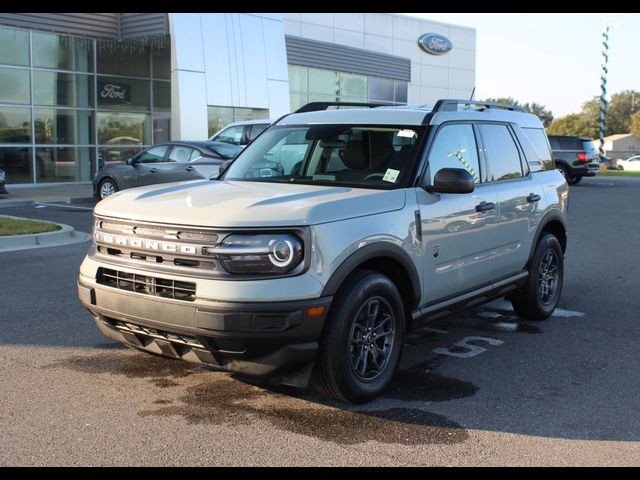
[78,100,568,403]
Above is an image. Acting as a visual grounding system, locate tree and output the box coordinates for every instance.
[580,90,640,136]
[546,113,598,138]
[631,112,640,137]
[605,90,640,134]
[483,97,554,128]
[545,90,640,139]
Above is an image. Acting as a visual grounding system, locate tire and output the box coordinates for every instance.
[312,270,405,403]
[511,234,564,321]
[558,165,579,185]
[568,175,582,185]
[98,178,118,199]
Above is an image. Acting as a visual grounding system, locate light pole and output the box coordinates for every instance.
[598,22,620,161]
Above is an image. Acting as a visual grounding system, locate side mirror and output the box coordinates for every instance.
[425,168,475,194]
[126,156,134,166]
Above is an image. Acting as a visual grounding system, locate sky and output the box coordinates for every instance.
[403,13,639,118]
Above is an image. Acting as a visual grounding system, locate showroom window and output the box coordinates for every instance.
[0,25,171,183]
[288,65,408,111]
[33,32,93,72]
[207,106,269,138]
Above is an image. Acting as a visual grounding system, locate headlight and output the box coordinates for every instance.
[0,170,5,182]
[203,233,303,275]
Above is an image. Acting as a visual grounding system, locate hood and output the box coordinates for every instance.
[94,180,406,227]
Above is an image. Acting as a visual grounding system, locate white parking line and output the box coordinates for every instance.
[550,308,585,318]
[35,203,94,211]
[434,336,504,358]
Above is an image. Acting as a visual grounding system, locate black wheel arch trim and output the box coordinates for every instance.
[528,211,567,267]
[94,175,119,197]
[320,242,421,310]
[99,176,119,189]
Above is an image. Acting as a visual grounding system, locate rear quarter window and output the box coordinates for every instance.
[548,136,580,151]
[523,128,555,171]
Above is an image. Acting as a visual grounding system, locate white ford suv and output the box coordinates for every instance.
[78,100,568,403]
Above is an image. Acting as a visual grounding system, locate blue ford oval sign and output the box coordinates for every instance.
[418,33,453,55]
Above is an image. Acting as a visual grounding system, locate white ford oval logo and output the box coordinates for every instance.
[418,33,453,55]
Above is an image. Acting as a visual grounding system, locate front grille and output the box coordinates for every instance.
[93,216,227,275]
[100,221,219,243]
[97,267,196,302]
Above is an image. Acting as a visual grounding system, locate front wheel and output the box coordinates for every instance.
[511,234,564,321]
[312,270,405,403]
[98,178,118,199]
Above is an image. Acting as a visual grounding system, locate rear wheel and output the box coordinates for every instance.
[312,270,405,403]
[511,234,564,321]
[568,175,582,185]
[558,165,580,185]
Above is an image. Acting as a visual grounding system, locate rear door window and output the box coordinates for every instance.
[479,124,523,182]
[168,146,196,163]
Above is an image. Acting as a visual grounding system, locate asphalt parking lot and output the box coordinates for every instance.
[1,176,639,466]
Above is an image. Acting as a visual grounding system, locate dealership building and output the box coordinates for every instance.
[0,13,476,185]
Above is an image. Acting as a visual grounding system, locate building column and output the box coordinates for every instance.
[168,13,208,140]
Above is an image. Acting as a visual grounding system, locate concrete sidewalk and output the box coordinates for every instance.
[0,183,94,209]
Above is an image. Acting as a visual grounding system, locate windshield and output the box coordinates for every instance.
[222,124,425,189]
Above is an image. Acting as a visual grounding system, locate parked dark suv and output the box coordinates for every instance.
[548,135,599,185]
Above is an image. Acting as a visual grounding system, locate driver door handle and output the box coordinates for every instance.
[475,201,496,212]
[527,193,541,203]
[185,166,195,172]
[149,168,159,173]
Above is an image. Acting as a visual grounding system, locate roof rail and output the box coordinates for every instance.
[294,101,388,113]
[432,99,525,113]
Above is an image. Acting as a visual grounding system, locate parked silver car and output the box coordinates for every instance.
[93,141,242,199]
[209,119,272,148]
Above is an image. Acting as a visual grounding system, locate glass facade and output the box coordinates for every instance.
[287,65,408,111]
[0,25,171,184]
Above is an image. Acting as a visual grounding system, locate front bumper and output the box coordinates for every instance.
[78,277,332,386]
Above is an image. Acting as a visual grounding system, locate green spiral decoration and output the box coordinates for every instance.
[599,25,610,161]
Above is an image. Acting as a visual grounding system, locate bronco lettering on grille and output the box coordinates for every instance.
[95,232,202,255]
